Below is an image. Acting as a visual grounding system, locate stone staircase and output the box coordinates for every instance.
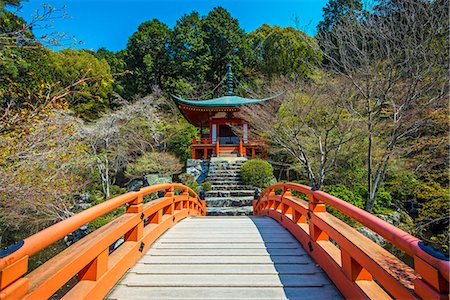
[205,157,254,216]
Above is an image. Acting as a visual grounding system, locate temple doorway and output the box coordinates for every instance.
[219,124,239,145]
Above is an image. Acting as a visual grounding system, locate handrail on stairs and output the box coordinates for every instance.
[0,183,206,300]
[254,182,449,300]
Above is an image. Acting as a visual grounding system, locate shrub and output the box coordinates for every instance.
[125,152,183,178]
[178,173,200,193]
[323,184,364,209]
[201,181,212,191]
[241,159,275,188]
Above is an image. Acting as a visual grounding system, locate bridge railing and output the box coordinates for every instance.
[0,183,206,300]
[254,182,449,300]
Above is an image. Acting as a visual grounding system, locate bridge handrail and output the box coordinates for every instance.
[0,183,205,299]
[0,183,200,270]
[258,182,449,299]
[313,190,449,279]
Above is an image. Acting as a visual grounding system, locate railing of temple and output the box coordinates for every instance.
[0,183,206,300]
[253,182,449,300]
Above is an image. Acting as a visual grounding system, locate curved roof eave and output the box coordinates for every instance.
[171,94,283,108]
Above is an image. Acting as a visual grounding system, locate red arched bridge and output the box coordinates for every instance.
[0,183,448,299]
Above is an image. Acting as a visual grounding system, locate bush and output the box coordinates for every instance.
[178,173,200,193]
[354,185,392,214]
[125,152,183,178]
[323,184,364,209]
[201,181,212,191]
[241,159,275,188]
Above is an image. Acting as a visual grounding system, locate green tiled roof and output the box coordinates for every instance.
[171,94,281,107]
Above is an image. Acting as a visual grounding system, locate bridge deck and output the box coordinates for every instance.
[108,216,342,299]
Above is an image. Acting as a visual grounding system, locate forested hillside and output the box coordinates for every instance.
[0,0,448,255]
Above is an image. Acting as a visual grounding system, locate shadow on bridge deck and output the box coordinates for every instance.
[250,217,343,299]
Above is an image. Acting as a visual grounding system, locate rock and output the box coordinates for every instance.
[145,174,172,185]
[186,159,209,182]
[357,227,386,246]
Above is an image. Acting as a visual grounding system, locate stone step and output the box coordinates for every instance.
[210,180,250,186]
[208,179,244,184]
[207,172,241,176]
[211,185,254,191]
[207,206,254,216]
[207,175,242,180]
[205,197,254,207]
[206,190,254,198]
[209,168,243,171]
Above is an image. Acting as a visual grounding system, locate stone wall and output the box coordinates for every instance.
[186,159,209,183]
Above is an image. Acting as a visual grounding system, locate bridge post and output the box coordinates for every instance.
[308,192,328,243]
[414,256,449,299]
[125,194,144,242]
[0,256,29,299]
[164,187,175,215]
[78,248,109,281]
[281,188,293,215]
[341,249,372,282]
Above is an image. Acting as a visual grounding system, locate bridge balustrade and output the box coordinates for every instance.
[0,183,206,300]
[253,182,449,300]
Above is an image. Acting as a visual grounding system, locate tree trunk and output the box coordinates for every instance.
[365,104,374,212]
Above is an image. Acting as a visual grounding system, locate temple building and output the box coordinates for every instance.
[172,63,280,160]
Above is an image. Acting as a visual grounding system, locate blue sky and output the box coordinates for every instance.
[15,0,328,52]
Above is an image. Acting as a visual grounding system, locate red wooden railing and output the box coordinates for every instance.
[0,183,206,300]
[253,182,449,300]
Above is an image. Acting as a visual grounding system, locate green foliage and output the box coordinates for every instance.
[249,24,323,78]
[353,185,392,214]
[125,152,183,178]
[178,173,200,193]
[171,12,211,83]
[50,49,114,119]
[201,181,212,191]
[94,48,127,95]
[317,0,362,33]
[125,19,172,96]
[241,159,275,188]
[323,184,393,226]
[202,7,248,83]
[415,181,448,204]
[323,184,364,208]
[322,184,363,227]
[166,118,199,161]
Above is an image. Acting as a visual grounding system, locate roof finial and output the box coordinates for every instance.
[225,62,235,96]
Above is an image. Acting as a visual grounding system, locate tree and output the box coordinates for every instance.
[202,7,248,85]
[0,111,90,246]
[50,49,114,119]
[171,12,211,84]
[85,95,163,198]
[125,19,172,96]
[316,0,449,211]
[249,24,322,78]
[316,0,362,33]
[125,152,183,178]
[94,48,127,96]
[241,77,354,190]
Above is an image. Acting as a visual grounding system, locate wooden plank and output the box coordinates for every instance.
[130,263,320,275]
[138,255,312,264]
[153,242,300,249]
[147,248,304,256]
[108,286,342,300]
[120,274,330,287]
[157,236,298,243]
